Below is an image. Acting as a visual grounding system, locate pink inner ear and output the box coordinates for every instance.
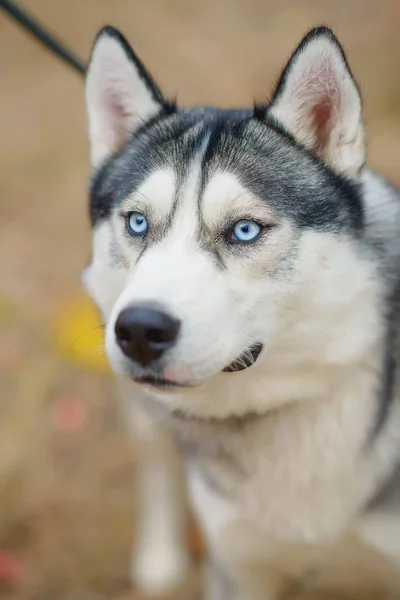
[305,60,341,153]
[311,99,333,152]
[113,101,131,120]
[107,89,131,121]
[99,67,133,121]
[102,92,133,149]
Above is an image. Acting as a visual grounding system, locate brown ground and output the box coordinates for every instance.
[1,1,400,599]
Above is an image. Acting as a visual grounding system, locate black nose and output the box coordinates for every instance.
[114,306,180,367]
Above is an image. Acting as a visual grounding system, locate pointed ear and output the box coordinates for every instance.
[268,27,365,178]
[85,26,174,169]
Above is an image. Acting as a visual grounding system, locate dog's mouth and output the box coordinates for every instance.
[134,375,191,390]
[222,343,263,373]
[133,344,263,389]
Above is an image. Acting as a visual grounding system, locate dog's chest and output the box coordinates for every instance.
[182,430,354,554]
[169,388,398,557]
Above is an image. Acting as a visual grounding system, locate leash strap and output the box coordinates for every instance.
[0,0,86,75]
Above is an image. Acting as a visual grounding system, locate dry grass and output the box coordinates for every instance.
[1,1,400,598]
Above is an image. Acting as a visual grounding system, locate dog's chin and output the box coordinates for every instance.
[133,375,196,392]
[132,343,263,391]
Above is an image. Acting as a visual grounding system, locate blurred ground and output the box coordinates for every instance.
[1,1,400,599]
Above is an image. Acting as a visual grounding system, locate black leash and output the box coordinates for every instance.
[0,0,86,76]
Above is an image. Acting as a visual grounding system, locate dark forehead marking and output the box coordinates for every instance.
[89,109,232,226]
[89,114,200,226]
[90,105,363,235]
[164,123,213,231]
[198,117,364,233]
[195,116,258,269]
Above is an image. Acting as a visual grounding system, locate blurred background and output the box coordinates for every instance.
[1,1,400,599]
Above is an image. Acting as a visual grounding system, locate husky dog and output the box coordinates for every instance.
[82,25,400,598]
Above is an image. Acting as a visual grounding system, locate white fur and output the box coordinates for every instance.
[122,170,176,215]
[81,222,127,321]
[82,223,191,594]
[106,165,383,418]
[84,30,192,594]
[118,380,190,593]
[100,162,400,595]
[86,166,400,596]
[86,30,162,169]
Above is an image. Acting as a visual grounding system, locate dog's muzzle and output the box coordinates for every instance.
[114,304,263,388]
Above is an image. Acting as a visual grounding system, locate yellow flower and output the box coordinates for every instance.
[53,296,109,372]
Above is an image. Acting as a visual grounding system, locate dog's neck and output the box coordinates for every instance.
[138,340,387,445]
[117,330,400,522]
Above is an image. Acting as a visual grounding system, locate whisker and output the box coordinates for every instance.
[243,350,255,365]
[238,357,248,370]
[93,342,105,356]
[56,325,106,364]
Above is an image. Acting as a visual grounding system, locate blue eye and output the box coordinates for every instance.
[127,212,148,236]
[229,220,263,243]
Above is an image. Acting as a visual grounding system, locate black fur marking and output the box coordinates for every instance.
[90,104,364,239]
[89,161,115,225]
[253,102,266,121]
[371,341,396,440]
[369,285,399,441]
[88,24,365,236]
[199,116,364,234]
[368,461,400,512]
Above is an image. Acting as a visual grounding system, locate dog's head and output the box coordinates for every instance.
[82,27,382,418]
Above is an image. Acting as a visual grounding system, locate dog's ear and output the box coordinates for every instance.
[268,27,365,178]
[85,26,174,170]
